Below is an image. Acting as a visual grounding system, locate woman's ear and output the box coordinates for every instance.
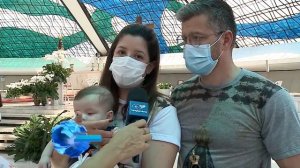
[145,61,156,75]
[106,110,114,120]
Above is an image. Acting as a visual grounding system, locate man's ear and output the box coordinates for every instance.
[223,30,234,49]
[106,110,114,120]
[145,61,156,75]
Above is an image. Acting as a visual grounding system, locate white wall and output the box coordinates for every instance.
[158,70,300,92]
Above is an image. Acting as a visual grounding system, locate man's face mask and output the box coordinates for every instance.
[183,33,224,76]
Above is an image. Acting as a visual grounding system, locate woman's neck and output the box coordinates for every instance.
[119,88,129,101]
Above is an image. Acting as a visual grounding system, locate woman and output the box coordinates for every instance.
[99,24,180,167]
[53,24,180,168]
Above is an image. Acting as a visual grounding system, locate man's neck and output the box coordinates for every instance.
[200,57,240,87]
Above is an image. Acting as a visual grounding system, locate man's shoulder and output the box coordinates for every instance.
[238,69,284,108]
[172,75,199,93]
[240,69,282,90]
[155,95,171,109]
[171,76,200,106]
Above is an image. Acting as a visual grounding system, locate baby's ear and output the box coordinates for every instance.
[106,110,114,120]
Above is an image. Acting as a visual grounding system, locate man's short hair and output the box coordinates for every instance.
[176,0,237,46]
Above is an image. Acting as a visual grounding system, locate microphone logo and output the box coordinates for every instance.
[129,101,148,116]
[131,104,147,112]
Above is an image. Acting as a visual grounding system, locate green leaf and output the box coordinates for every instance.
[8,112,71,162]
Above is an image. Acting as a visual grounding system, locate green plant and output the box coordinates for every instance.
[5,80,28,98]
[42,63,72,84]
[27,75,59,103]
[31,80,58,100]
[157,82,172,89]
[6,88,22,98]
[21,84,33,96]
[6,110,71,163]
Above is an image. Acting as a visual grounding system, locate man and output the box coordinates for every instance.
[171,0,300,168]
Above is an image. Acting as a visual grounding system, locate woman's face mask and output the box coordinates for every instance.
[109,56,147,88]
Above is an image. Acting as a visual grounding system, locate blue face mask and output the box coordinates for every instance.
[183,34,224,76]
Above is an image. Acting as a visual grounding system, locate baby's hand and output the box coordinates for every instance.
[38,156,50,168]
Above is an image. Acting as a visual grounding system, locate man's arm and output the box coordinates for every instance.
[261,89,300,167]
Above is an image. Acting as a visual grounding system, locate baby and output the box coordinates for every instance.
[38,86,114,168]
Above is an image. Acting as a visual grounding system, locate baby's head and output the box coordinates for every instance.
[73,86,114,122]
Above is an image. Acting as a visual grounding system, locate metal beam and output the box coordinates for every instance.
[61,0,108,56]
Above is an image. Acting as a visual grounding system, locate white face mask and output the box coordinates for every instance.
[109,56,147,88]
[82,113,106,121]
[183,33,224,76]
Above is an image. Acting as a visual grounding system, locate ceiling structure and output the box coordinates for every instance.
[0,0,299,58]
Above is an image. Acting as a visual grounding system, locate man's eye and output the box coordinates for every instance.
[192,35,203,41]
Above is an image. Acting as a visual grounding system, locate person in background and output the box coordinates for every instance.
[171,0,300,168]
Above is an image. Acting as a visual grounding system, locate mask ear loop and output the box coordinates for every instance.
[216,50,224,60]
[210,32,225,47]
[211,32,225,61]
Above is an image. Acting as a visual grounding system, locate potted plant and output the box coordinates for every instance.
[29,75,58,106]
[29,75,46,106]
[6,81,24,99]
[41,63,72,84]
[41,63,72,105]
[6,110,70,163]
[157,82,173,96]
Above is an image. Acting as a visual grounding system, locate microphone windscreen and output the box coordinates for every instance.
[127,87,148,102]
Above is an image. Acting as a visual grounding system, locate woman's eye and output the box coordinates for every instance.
[135,55,143,60]
[118,50,126,55]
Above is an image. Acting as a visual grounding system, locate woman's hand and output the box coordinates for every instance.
[80,120,151,168]
[75,111,113,146]
[108,119,152,161]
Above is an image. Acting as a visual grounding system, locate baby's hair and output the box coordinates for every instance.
[74,86,114,111]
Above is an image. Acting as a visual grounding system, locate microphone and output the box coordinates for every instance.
[125,88,149,125]
[125,88,149,163]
